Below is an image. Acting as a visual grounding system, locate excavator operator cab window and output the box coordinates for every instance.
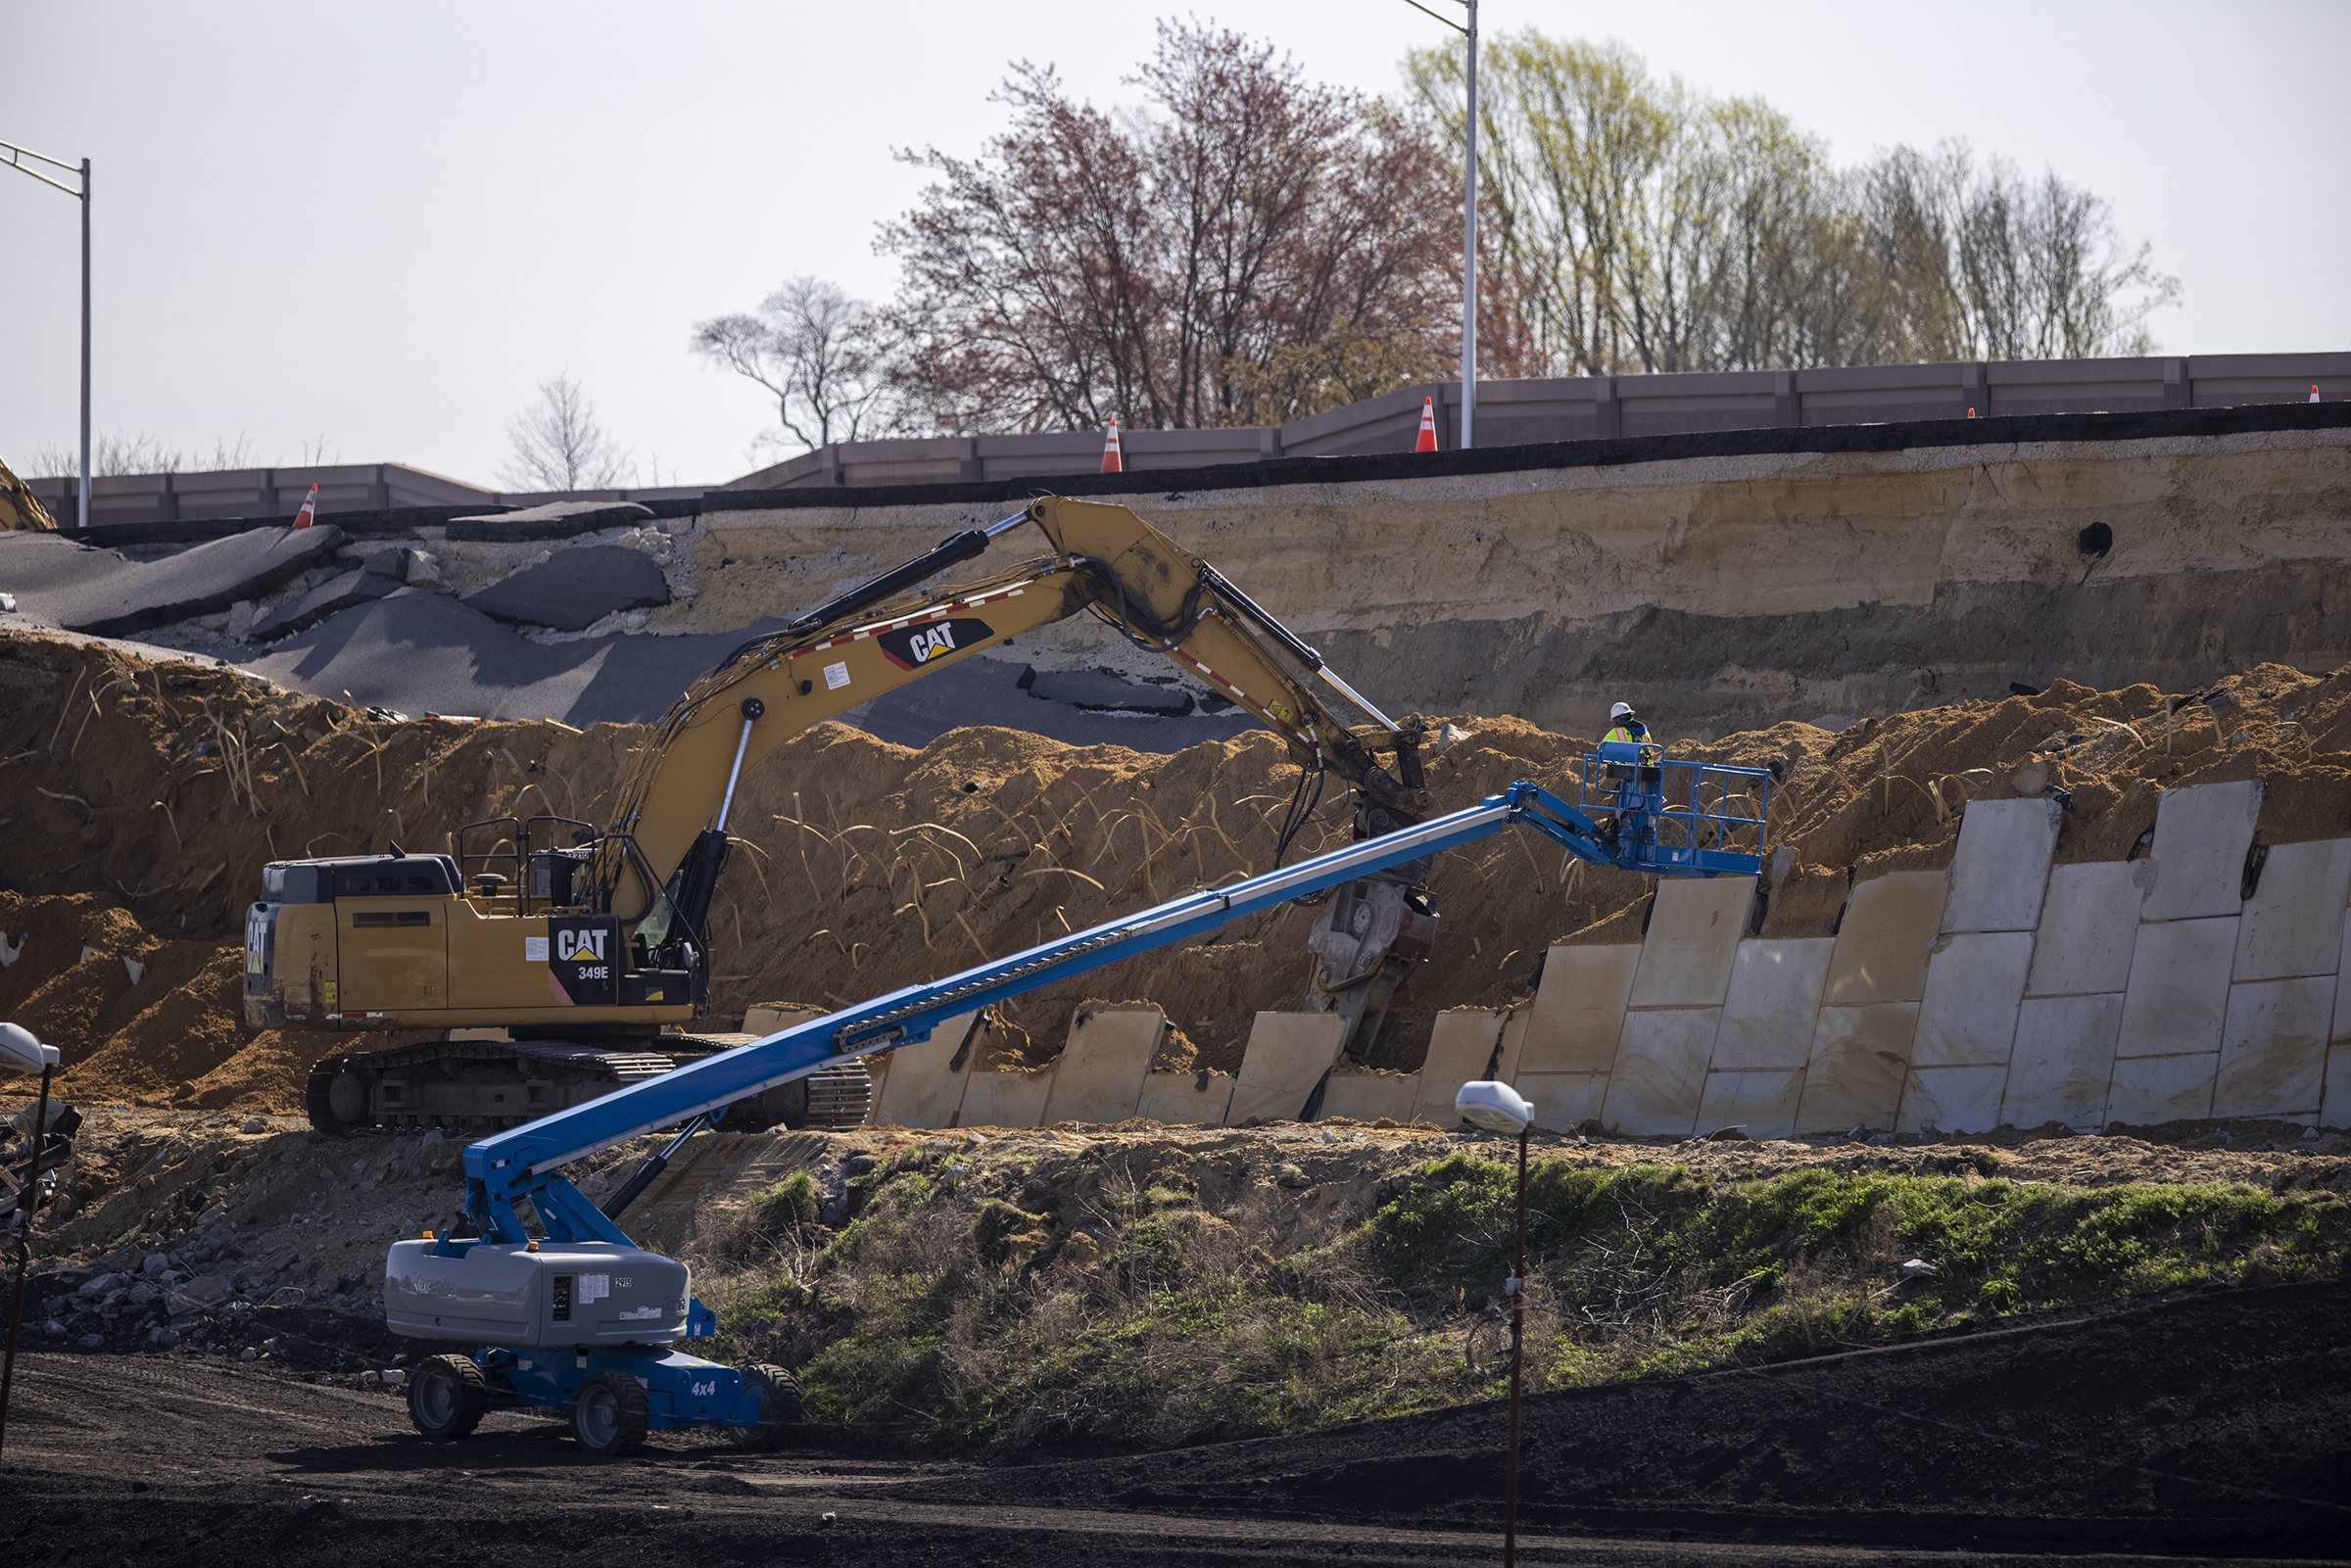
[336,860,457,898]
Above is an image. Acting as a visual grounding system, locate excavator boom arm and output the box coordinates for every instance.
[597,496,1423,929]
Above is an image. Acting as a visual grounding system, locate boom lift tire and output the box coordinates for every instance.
[569,1370,651,1456]
[728,1362,804,1449]
[407,1354,489,1441]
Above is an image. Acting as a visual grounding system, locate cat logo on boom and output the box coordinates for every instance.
[876,616,995,672]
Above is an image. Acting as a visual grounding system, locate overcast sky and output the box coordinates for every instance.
[4,0,2345,489]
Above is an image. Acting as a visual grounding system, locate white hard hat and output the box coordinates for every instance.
[1609,702,1634,720]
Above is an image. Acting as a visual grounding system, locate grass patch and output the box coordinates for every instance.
[693,1146,2350,1452]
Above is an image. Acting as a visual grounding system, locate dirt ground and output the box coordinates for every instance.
[3,1277,2344,1564]
[8,629,2351,1560]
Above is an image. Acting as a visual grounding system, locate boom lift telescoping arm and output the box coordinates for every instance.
[452,768,1769,1243]
[383,766,1766,1452]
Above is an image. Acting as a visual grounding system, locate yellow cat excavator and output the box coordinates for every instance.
[245,496,1439,1135]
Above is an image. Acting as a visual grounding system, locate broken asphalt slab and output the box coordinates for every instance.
[251,565,405,641]
[239,594,1254,750]
[1024,665,1199,715]
[849,654,1252,751]
[459,543,671,632]
[0,524,347,637]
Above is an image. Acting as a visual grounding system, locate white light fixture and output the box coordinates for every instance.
[1455,1078,1531,1135]
[0,1022,58,1076]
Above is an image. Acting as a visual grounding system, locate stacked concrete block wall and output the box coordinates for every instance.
[1495,781,2351,1137]
[858,782,2351,1133]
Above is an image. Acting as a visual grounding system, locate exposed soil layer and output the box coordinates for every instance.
[2,1283,2342,1563]
[7,630,2351,1098]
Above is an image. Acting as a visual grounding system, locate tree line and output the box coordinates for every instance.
[698,23,2181,455]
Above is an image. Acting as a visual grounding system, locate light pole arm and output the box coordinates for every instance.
[1,139,89,530]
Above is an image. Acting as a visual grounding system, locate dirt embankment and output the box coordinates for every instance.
[6,630,2351,1114]
[699,426,2351,737]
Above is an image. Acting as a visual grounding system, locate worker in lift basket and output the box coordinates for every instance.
[1601,702,1662,763]
[1599,701,1664,857]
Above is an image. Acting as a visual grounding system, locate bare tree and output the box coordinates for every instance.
[879,22,1458,433]
[692,276,895,453]
[499,371,630,491]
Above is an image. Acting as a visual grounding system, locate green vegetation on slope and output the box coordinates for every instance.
[698,1143,2350,1452]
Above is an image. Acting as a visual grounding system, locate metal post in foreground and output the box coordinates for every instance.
[0,1060,56,1459]
[1505,1118,1528,1565]
[1453,1078,1536,1566]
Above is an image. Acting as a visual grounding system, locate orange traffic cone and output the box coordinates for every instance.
[1100,419,1123,473]
[1415,397,1437,452]
[2314,384,2324,404]
[292,484,318,528]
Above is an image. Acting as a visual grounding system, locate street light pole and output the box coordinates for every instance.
[1404,0,1479,451]
[2,139,92,530]
[1462,0,1478,452]
[79,158,91,533]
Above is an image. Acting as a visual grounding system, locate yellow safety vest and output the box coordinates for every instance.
[1604,725,1663,760]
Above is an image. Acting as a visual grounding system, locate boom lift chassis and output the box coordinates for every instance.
[389,756,1768,1451]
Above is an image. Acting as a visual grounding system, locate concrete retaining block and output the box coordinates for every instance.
[867,1009,983,1128]
[1796,1003,1919,1133]
[2027,862,2142,998]
[1695,1069,1805,1140]
[2213,976,2334,1120]
[1224,1012,1347,1125]
[1711,938,1833,1071]
[1601,1009,1718,1136]
[2118,917,2238,1058]
[1136,1069,1235,1125]
[742,1003,827,1035]
[1518,944,1641,1073]
[1514,1071,1610,1134]
[2003,994,2124,1130]
[1896,1064,2010,1135]
[2323,1048,2351,1130]
[1911,931,2034,1069]
[1628,877,1753,1009]
[2104,1051,2219,1126]
[1319,1069,1420,1123]
[961,1065,1056,1129]
[2337,920,2351,1048]
[1039,1006,1164,1124]
[1943,797,2061,933]
[2138,780,2262,922]
[1822,872,1945,1006]
[1411,1009,1511,1125]
[2232,838,2351,982]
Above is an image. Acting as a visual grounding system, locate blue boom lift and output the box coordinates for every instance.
[386,757,1767,1452]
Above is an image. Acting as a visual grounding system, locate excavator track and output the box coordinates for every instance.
[304,1036,869,1136]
